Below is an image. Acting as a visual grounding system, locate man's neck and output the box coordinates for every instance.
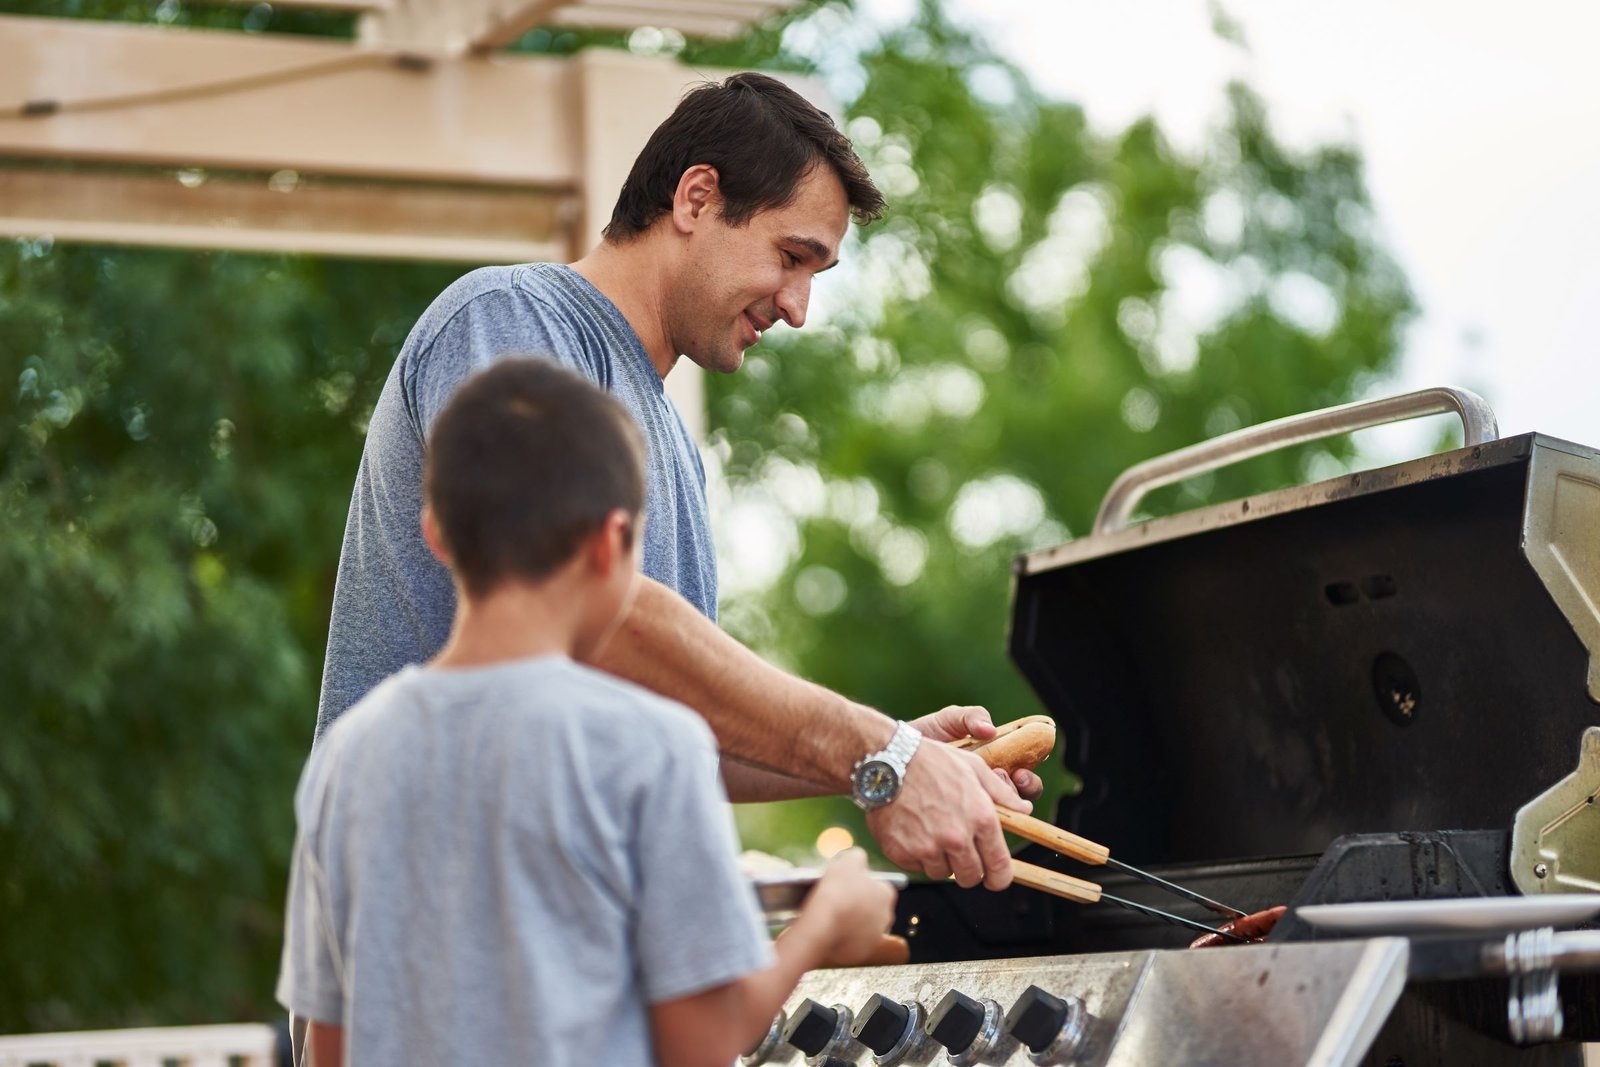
[430,582,583,671]
[570,240,678,379]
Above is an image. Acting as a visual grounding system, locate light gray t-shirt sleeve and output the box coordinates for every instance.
[275,762,345,1024]
[634,713,775,1004]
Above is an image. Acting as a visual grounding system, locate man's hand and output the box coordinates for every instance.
[866,738,1029,891]
[910,705,1045,802]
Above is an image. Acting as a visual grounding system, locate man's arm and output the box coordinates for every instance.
[720,705,1045,803]
[587,577,1028,888]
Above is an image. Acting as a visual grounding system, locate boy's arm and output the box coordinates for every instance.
[588,576,1027,888]
[649,929,815,1067]
[307,1022,343,1067]
[649,851,893,1067]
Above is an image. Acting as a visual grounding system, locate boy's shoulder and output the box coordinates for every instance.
[548,659,715,752]
[321,658,712,762]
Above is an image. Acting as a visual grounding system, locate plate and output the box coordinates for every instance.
[1296,895,1600,934]
[750,869,908,924]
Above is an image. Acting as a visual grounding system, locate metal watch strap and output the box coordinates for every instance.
[849,720,923,811]
[881,720,922,774]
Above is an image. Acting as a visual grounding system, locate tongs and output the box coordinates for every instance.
[996,807,1252,943]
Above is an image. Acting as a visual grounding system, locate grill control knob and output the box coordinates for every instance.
[782,998,858,1064]
[927,990,984,1052]
[926,989,1012,1066]
[1006,985,1089,1064]
[851,993,932,1063]
[741,1009,788,1065]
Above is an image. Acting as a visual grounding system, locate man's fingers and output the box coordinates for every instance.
[977,753,1032,814]
[946,841,985,889]
[1011,768,1044,801]
[977,813,1014,891]
[922,856,953,882]
[912,705,997,743]
[957,705,996,740]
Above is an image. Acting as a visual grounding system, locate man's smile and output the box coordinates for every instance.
[741,310,771,347]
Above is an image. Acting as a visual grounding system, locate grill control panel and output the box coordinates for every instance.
[741,939,1409,1066]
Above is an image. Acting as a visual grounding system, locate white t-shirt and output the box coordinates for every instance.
[277,655,772,1065]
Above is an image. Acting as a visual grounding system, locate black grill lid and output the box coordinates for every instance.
[1010,392,1600,867]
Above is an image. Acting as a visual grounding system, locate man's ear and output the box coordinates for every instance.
[420,506,452,566]
[671,164,721,234]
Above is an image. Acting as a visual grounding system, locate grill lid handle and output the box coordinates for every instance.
[1092,386,1499,534]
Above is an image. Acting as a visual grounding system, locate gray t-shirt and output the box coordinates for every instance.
[277,656,773,1066]
[317,263,717,738]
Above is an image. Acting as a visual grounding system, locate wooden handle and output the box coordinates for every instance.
[1011,859,1102,904]
[995,807,1110,866]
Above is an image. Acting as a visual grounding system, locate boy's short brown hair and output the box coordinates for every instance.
[424,358,645,597]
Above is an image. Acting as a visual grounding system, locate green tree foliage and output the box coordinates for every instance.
[0,246,457,1028]
[717,5,1414,852]
[0,0,1411,1031]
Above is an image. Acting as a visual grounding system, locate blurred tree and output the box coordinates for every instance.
[715,3,1414,855]
[0,0,1412,1032]
[0,244,459,1028]
[0,0,812,1032]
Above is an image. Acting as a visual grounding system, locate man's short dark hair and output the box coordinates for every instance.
[425,358,645,597]
[603,72,885,240]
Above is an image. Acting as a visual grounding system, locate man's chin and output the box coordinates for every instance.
[683,349,745,375]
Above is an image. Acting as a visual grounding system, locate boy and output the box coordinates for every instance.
[277,358,897,1066]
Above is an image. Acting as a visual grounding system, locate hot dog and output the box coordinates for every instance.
[960,716,1055,774]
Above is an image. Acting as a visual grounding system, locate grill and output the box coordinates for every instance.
[749,388,1600,1067]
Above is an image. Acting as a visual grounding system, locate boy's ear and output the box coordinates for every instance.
[587,509,635,576]
[420,506,452,566]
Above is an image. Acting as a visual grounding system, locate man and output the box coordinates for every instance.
[319,71,1037,890]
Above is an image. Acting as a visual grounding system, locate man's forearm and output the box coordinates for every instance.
[589,577,893,787]
[720,758,836,803]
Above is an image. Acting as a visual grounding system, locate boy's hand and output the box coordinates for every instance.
[794,848,897,967]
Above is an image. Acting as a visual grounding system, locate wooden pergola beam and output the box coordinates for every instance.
[218,0,389,10]
[0,165,576,263]
[352,0,798,52]
[0,15,579,185]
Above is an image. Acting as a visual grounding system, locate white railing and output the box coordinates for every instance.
[0,1023,278,1067]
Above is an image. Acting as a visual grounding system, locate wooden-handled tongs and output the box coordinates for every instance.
[996,807,1252,943]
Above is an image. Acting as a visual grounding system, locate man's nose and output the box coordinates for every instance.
[776,274,812,330]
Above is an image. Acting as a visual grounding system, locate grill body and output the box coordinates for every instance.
[760,416,1600,1067]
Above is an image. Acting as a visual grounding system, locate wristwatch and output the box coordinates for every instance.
[850,721,923,811]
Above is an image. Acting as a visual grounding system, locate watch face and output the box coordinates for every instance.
[857,760,899,805]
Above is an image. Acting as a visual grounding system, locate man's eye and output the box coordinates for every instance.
[783,251,799,267]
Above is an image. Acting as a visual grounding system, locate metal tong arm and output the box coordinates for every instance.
[1093,386,1499,535]
[997,817,1248,941]
[996,807,1248,920]
[1005,861,1247,943]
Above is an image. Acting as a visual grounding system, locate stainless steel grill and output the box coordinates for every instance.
[746,389,1600,1067]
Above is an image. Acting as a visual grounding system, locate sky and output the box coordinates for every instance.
[860,0,1600,459]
